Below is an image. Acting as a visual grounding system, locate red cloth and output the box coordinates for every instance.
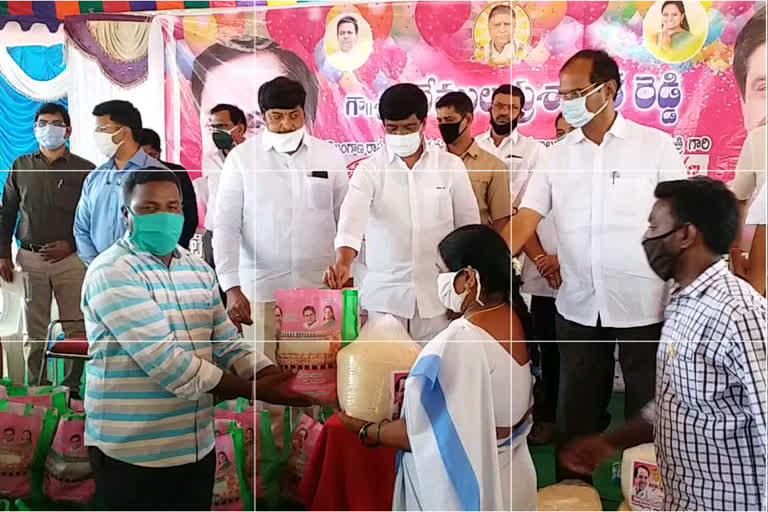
[300,414,397,511]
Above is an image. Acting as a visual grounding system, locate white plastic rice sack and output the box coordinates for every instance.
[337,315,420,423]
[621,443,664,511]
[537,480,603,511]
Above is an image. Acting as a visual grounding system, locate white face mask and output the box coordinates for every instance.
[35,125,67,150]
[437,268,485,313]
[263,126,305,154]
[94,128,124,159]
[561,82,611,129]
[385,131,422,158]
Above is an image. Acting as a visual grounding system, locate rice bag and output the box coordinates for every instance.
[0,400,59,500]
[215,399,255,497]
[255,405,291,509]
[212,420,249,511]
[3,386,68,414]
[42,412,93,504]
[275,288,344,341]
[282,411,322,504]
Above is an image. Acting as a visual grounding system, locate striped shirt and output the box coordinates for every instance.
[643,341,767,510]
[81,235,270,467]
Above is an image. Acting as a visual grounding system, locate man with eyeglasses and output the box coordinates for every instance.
[195,104,248,279]
[215,78,347,342]
[74,100,166,267]
[511,49,687,479]
[1,103,93,393]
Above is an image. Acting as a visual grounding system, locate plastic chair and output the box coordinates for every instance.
[37,320,90,387]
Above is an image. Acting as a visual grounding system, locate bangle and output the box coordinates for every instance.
[359,422,375,445]
[533,254,546,262]
[376,419,391,445]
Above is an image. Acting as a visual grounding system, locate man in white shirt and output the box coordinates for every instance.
[324,83,480,341]
[215,77,348,336]
[196,104,247,276]
[328,15,367,72]
[511,49,687,466]
[482,3,514,65]
[477,85,542,206]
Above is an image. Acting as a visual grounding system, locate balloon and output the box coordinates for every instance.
[544,16,584,54]
[183,15,218,54]
[358,3,394,41]
[265,9,298,49]
[719,20,740,46]
[621,3,638,22]
[522,1,567,31]
[704,8,725,46]
[415,0,471,47]
[635,1,654,17]
[372,70,392,94]
[379,38,408,80]
[566,0,608,25]
[712,1,752,17]
[314,40,343,84]
[296,6,331,55]
[391,3,421,51]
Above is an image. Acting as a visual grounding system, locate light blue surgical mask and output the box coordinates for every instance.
[34,125,67,150]
[561,82,609,129]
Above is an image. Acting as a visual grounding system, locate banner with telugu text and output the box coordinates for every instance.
[159,0,766,175]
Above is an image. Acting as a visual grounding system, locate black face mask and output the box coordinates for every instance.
[439,116,468,145]
[642,226,684,281]
[491,117,512,136]
[212,130,234,151]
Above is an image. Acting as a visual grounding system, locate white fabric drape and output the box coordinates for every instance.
[87,20,150,62]
[0,21,68,101]
[67,44,164,165]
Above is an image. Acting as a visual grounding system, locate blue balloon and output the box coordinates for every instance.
[705,9,725,47]
[314,40,343,84]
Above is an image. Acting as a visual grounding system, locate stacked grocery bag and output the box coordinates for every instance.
[0,378,93,510]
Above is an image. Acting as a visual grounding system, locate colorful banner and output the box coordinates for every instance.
[159,0,765,172]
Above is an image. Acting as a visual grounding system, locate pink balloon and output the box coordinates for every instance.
[295,6,331,55]
[712,1,752,17]
[719,20,741,45]
[266,9,298,49]
[566,0,609,25]
[415,1,471,47]
[380,38,408,80]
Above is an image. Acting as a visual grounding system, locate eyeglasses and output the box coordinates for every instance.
[94,124,124,134]
[492,102,511,112]
[558,82,605,102]
[36,120,67,128]
[207,123,236,132]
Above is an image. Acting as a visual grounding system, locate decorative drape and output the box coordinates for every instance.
[87,20,151,63]
[0,44,67,170]
[64,14,151,86]
[66,43,164,166]
[0,43,68,100]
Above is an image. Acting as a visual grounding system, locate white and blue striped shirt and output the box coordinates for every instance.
[81,235,267,467]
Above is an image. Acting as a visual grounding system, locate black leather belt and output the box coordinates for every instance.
[20,242,45,252]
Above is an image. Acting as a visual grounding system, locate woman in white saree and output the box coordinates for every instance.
[339,225,533,511]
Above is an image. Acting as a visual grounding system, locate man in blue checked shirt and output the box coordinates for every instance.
[74,100,167,266]
[80,170,311,511]
[561,179,767,511]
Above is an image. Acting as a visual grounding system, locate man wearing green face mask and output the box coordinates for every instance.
[197,104,248,284]
[80,170,313,510]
